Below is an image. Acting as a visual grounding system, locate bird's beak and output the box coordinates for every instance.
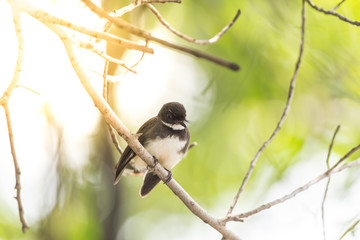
[180,121,187,128]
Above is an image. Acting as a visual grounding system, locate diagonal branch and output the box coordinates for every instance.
[46,23,241,240]
[338,219,360,240]
[306,0,360,26]
[226,0,306,217]
[146,4,240,45]
[81,0,240,71]
[0,11,29,233]
[222,143,360,223]
[321,125,340,240]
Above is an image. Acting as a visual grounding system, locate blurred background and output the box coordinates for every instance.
[1,0,360,239]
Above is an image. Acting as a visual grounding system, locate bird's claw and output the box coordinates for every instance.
[149,156,158,169]
[164,169,173,184]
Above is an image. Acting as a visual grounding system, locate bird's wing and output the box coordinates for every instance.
[113,117,158,185]
[113,146,135,185]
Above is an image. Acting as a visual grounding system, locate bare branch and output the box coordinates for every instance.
[146,4,240,45]
[102,61,123,155]
[130,40,149,68]
[102,60,109,101]
[306,0,360,26]
[331,0,347,11]
[321,125,341,240]
[113,0,181,18]
[141,0,181,3]
[81,0,240,71]
[23,7,153,53]
[46,23,240,240]
[0,11,29,233]
[222,143,360,223]
[2,104,29,233]
[16,85,40,95]
[79,41,137,73]
[226,0,306,217]
[339,219,360,240]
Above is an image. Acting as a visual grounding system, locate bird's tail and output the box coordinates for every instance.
[140,171,161,197]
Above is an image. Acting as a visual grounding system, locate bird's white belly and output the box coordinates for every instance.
[126,136,187,174]
[145,136,187,170]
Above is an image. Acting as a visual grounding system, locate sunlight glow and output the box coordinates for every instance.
[115,43,212,130]
[0,1,212,225]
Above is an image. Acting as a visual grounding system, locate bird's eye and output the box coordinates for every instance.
[167,114,173,119]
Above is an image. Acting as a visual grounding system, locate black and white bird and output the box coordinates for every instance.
[113,102,190,197]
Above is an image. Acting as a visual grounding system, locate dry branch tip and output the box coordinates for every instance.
[225,0,306,217]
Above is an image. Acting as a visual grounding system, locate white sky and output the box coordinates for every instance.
[0,0,211,225]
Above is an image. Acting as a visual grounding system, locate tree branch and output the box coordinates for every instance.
[2,104,29,233]
[81,0,240,71]
[226,0,306,217]
[0,11,29,233]
[146,4,240,45]
[79,41,137,73]
[25,7,153,53]
[113,0,181,18]
[222,143,360,223]
[102,60,123,155]
[130,39,148,68]
[331,0,347,11]
[15,84,40,95]
[321,125,340,240]
[45,23,241,240]
[339,219,360,240]
[306,0,360,26]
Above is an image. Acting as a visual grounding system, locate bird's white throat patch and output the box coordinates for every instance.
[161,120,185,130]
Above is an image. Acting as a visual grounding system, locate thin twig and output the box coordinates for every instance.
[47,23,240,240]
[81,0,240,71]
[103,0,181,37]
[131,40,149,68]
[0,11,29,233]
[226,0,306,217]
[103,60,109,100]
[3,104,30,233]
[102,61,123,155]
[141,0,181,3]
[113,0,181,18]
[79,41,137,73]
[321,125,341,240]
[306,0,360,26]
[16,84,40,95]
[338,219,360,240]
[146,4,240,45]
[331,0,347,11]
[222,143,360,223]
[25,7,153,53]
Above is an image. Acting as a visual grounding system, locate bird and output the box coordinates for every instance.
[114,102,190,197]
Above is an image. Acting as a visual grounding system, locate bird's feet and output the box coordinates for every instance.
[164,168,173,184]
[148,156,172,183]
[149,156,158,169]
